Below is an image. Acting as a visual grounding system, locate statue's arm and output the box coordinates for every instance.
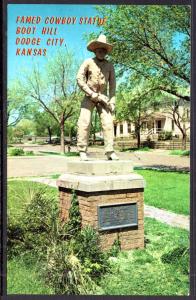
[76,60,97,98]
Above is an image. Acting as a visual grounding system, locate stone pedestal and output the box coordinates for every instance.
[57,160,145,251]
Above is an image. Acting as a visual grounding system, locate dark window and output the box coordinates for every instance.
[128,122,131,133]
[114,125,117,137]
[120,124,123,134]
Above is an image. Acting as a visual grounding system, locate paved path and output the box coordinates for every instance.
[17,177,189,231]
[8,145,190,177]
[144,205,189,231]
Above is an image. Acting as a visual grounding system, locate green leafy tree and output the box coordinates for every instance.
[33,110,60,142]
[116,81,160,148]
[22,51,81,153]
[16,119,36,136]
[7,80,34,127]
[162,97,190,149]
[96,5,190,102]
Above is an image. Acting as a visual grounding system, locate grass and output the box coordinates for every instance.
[7,180,189,295]
[99,217,189,296]
[169,150,190,156]
[136,169,190,215]
[7,253,54,294]
[7,217,189,295]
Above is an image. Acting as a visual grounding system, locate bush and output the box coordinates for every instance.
[8,185,58,258]
[66,191,82,235]
[158,131,172,141]
[8,184,117,294]
[9,147,25,156]
[45,241,97,295]
[170,150,190,156]
[106,238,121,258]
[72,226,110,280]
[25,150,34,156]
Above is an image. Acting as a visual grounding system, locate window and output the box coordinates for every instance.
[120,124,123,134]
[128,122,131,133]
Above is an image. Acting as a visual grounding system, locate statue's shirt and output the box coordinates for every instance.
[76,57,116,101]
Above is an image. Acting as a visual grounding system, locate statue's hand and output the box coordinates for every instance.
[97,94,110,106]
[91,92,99,102]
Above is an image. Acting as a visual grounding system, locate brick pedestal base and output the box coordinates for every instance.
[59,187,144,250]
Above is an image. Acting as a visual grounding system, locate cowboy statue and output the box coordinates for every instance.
[76,34,119,161]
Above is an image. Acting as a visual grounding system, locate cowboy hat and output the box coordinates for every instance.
[87,34,113,53]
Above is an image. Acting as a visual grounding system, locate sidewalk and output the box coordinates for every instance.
[8,147,190,177]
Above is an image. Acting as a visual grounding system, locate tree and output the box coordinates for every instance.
[22,51,81,153]
[7,80,34,127]
[96,5,190,102]
[163,97,190,149]
[33,110,60,143]
[16,119,36,136]
[116,81,159,148]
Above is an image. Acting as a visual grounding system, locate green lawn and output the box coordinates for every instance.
[136,169,190,215]
[7,254,54,294]
[7,217,189,295]
[7,178,189,295]
[99,217,189,296]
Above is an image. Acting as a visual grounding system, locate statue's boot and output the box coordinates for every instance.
[79,151,89,161]
[106,151,119,160]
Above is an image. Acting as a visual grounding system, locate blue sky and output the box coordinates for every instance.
[8,4,107,81]
[8,4,187,83]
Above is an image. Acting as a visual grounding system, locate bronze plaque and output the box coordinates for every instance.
[98,202,138,231]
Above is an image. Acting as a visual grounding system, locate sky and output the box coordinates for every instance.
[8,4,108,82]
[8,4,187,84]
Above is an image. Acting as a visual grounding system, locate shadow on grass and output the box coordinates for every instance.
[134,165,190,173]
[121,147,151,152]
[39,151,79,157]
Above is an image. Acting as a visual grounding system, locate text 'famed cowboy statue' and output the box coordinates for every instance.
[76,34,119,161]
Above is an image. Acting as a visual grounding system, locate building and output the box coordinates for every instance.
[113,99,190,141]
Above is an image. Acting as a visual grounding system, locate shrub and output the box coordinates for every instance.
[72,226,110,280]
[8,185,58,258]
[45,241,97,295]
[106,237,121,258]
[7,185,115,294]
[9,147,24,156]
[181,150,190,156]
[66,191,82,236]
[158,131,172,141]
[25,150,34,156]
[170,150,190,156]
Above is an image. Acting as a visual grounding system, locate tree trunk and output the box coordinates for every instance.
[137,130,141,149]
[68,129,72,152]
[60,118,65,154]
[135,124,141,149]
[182,133,187,150]
[47,126,52,144]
